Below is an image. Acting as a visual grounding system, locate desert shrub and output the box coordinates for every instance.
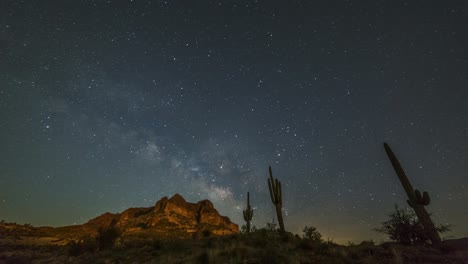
[96,226,121,250]
[67,239,96,256]
[67,240,83,256]
[281,231,297,243]
[345,241,380,260]
[298,238,329,254]
[246,229,278,248]
[302,226,322,241]
[375,205,450,245]
[202,230,212,238]
[240,225,247,234]
[265,220,277,231]
[240,224,257,234]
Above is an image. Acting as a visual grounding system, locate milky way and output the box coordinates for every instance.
[1,1,467,243]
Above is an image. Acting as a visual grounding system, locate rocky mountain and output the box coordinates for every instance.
[48,194,239,239]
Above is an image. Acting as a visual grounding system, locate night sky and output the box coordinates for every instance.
[1,1,467,243]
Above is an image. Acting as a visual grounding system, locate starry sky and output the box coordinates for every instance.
[1,0,467,243]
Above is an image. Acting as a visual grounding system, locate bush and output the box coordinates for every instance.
[67,239,96,256]
[96,226,121,250]
[240,224,257,234]
[265,220,277,231]
[375,204,450,245]
[302,226,322,241]
[298,239,329,254]
[202,230,212,238]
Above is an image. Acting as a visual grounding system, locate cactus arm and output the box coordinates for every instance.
[422,191,430,205]
[415,189,423,202]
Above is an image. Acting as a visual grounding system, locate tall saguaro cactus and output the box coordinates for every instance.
[243,192,254,233]
[383,143,441,245]
[268,166,285,233]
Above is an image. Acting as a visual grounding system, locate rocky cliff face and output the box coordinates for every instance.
[77,194,239,239]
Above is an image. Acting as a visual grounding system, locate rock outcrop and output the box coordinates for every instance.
[69,194,238,239]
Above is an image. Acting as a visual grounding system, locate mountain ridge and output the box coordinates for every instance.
[1,194,239,240]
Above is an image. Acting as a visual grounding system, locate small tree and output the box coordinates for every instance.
[302,226,322,241]
[375,205,449,245]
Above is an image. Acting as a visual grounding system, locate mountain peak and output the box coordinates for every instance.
[169,193,186,203]
[197,199,215,209]
[63,194,239,239]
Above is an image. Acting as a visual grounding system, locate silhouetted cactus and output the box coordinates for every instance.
[383,143,441,245]
[268,166,285,233]
[242,192,253,233]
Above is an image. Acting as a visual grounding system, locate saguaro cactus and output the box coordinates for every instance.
[383,143,441,245]
[242,192,254,233]
[268,166,285,233]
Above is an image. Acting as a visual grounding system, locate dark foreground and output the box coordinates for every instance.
[1,231,467,264]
